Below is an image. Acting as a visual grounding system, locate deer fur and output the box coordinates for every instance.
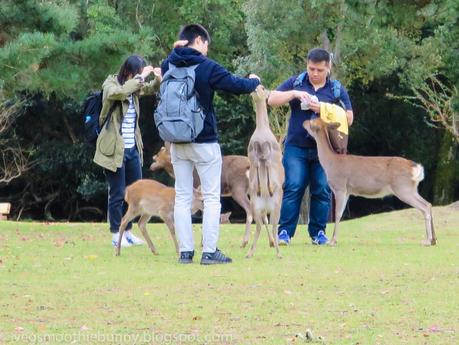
[303,118,437,246]
[245,85,284,258]
[219,211,232,224]
[150,145,253,239]
[115,179,203,256]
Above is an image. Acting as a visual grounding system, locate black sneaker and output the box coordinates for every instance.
[178,251,194,264]
[200,248,232,265]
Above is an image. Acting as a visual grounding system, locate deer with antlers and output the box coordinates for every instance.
[303,117,437,246]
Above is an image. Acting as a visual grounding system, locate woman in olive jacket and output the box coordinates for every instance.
[94,55,161,247]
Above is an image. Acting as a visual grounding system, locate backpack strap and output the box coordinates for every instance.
[332,79,341,99]
[331,79,346,109]
[101,100,121,131]
[168,63,199,72]
[293,71,307,88]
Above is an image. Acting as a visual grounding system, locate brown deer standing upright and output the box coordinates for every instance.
[115,179,203,256]
[303,118,437,246]
[150,145,253,241]
[245,85,284,258]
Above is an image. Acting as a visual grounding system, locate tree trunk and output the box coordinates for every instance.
[433,131,459,205]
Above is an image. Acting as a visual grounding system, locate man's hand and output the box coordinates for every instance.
[307,99,321,113]
[249,73,261,81]
[294,90,312,101]
[153,67,162,82]
[173,40,189,48]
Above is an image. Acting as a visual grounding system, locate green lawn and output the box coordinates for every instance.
[0,205,458,344]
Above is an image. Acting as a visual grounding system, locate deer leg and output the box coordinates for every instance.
[138,214,158,255]
[263,215,275,247]
[395,190,435,246]
[241,223,251,248]
[246,216,262,258]
[163,216,179,255]
[116,207,136,256]
[270,204,282,259]
[414,193,437,245]
[267,168,273,197]
[329,191,348,246]
[232,191,253,248]
[256,167,261,197]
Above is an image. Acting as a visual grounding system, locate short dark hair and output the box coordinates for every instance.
[179,24,211,45]
[307,48,331,64]
[117,55,147,85]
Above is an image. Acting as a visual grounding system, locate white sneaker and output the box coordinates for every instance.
[124,231,144,245]
[112,232,132,247]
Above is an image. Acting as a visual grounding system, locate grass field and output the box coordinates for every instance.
[0,205,458,344]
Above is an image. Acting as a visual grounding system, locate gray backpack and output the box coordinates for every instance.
[154,63,205,143]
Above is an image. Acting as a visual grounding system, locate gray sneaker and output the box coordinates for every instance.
[200,249,232,265]
[178,251,194,264]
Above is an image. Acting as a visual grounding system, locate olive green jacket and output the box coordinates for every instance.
[93,74,160,172]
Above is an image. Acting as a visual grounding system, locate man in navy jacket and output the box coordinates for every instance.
[161,24,260,265]
[268,48,353,246]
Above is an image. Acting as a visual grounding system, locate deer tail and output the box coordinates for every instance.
[411,163,424,183]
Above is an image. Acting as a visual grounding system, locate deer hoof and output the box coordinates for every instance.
[421,239,432,247]
[276,253,283,259]
[269,241,275,248]
[246,253,253,259]
[328,240,337,247]
[240,241,248,248]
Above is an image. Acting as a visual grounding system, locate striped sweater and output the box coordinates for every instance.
[121,95,137,148]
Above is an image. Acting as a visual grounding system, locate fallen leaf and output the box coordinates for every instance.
[429,325,441,333]
[84,255,98,260]
[192,316,202,321]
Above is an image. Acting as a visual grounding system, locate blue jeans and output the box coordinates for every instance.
[105,147,142,233]
[278,145,331,238]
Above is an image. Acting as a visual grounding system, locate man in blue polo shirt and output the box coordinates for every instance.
[268,48,353,245]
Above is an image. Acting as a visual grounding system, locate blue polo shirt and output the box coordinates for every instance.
[277,73,352,148]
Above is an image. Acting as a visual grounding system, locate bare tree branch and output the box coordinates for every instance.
[0,98,32,184]
[388,75,459,142]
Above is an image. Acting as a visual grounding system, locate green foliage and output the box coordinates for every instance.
[0,0,78,37]
[0,0,458,219]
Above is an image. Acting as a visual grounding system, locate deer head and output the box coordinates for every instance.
[150,146,172,172]
[303,118,340,138]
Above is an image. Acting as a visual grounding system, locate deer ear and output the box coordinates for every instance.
[327,122,340,130]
